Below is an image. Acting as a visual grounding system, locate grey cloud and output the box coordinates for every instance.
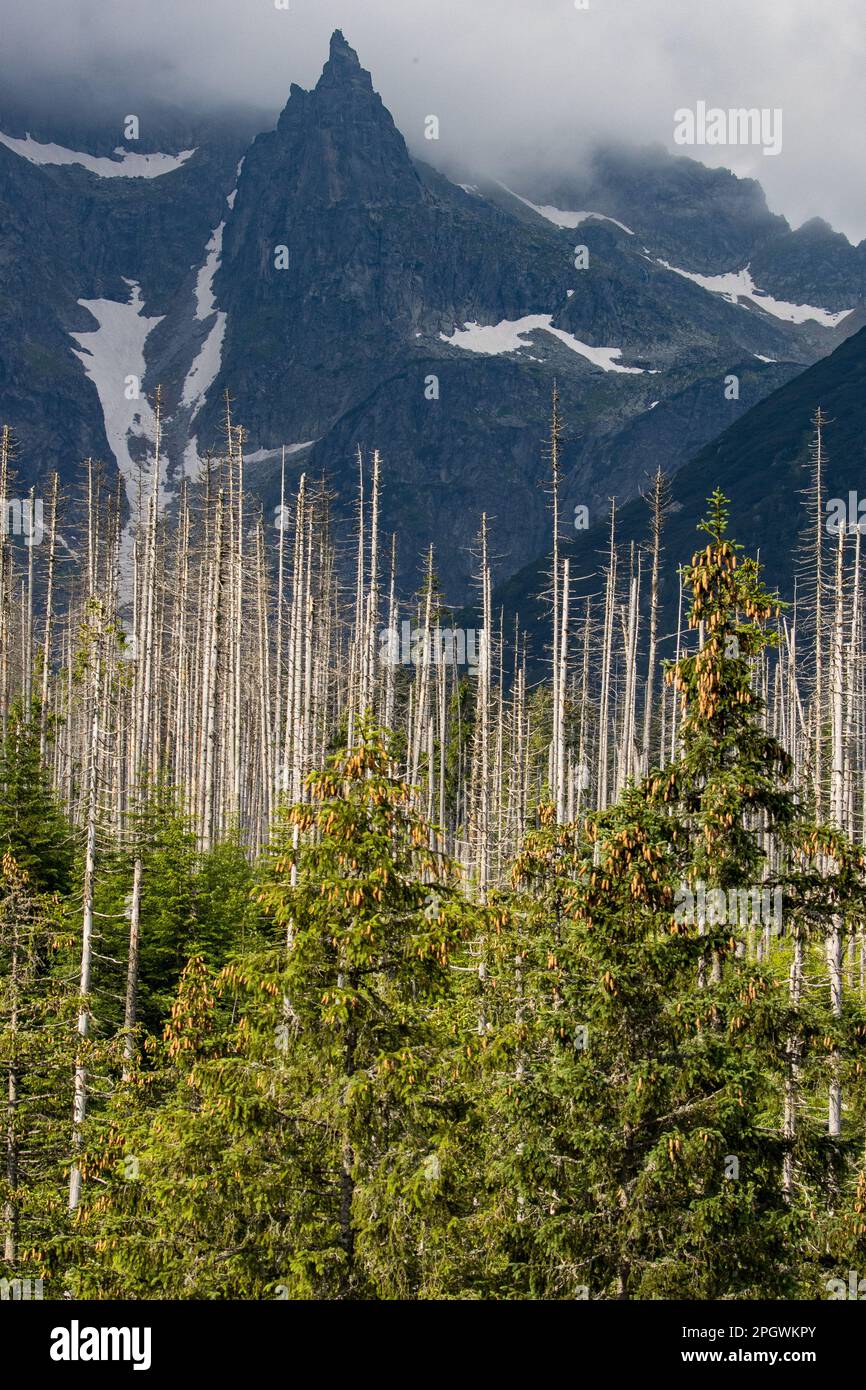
[1,0,864,241]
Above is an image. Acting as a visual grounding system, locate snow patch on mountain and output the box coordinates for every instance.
[658,261,853,328]
[193,223,225,321]
[182,439,315,479]
[0,131,195,177]
[181,162,244,423]
[502,187,634,234]
[182,218,228,416]
[182,316,227,414]
[244,443,317,464]
[70,280,165,582]
[226,158,245,210]
[440,315,644,373]
[183,439,203,479]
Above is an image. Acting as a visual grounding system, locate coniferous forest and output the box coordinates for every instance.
[2,400,866,1304]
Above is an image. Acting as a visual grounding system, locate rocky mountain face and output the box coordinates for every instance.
[522,146,866,306]
[0,121,242,495]
[1,30,864,603]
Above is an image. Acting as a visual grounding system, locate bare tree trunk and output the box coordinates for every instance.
[548,387,562,809]
[38,473,59,756]
[122,856,143,1078]
[828,516,846,1143]
[473,517,492,897]
[641,469,666,773]
[555,559,569,822]
[598,501,617,809]
[809,409,827,814]
[200,490,224,851]
[782,926,803,1199]
[69,644,101,1211]
[3,896,20,1262]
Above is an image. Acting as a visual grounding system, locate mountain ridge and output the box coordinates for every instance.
[492,320,866,670]
[0,30,863,603]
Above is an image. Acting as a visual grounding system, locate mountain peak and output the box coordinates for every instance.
[329,30,357,62]
[259,29,422,207]
[276,31,376,134]
[318,30,370,89]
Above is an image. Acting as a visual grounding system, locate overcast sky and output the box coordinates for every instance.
[2,0,864,241]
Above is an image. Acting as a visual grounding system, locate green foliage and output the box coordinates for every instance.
[0,851,103,1286]
[0,701,72,896]
[5,504,866,1300]
[95,796,265,1038]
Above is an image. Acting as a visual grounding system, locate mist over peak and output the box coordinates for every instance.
[0,1,863,241]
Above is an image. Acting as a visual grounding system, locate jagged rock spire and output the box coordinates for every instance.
[320,30,367,83]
